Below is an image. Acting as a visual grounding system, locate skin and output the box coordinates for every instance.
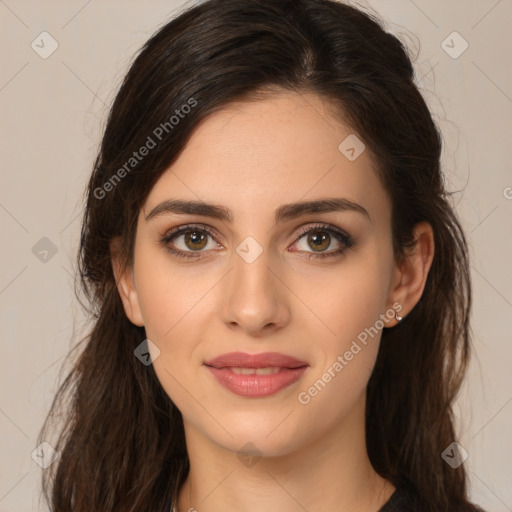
[112,90,435,512]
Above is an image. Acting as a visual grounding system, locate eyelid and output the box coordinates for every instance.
[292,222,352,244]
[161,223,221,244]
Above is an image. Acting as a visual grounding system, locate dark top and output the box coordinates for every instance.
[378,478,487,512]
[378,479,423,511]
[166,478,486,511]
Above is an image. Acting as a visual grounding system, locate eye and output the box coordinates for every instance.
[291,223,354,260]
[159,224,222,260]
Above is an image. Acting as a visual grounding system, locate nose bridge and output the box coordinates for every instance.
[222,239,290,334]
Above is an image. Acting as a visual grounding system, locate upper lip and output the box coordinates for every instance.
[204,351,308,369]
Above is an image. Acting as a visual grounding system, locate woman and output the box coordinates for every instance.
[38,0,486,510]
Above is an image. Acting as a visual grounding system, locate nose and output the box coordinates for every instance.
[221,246,291,337]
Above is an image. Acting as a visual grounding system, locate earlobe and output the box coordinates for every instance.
[389,221,435,324]
[110,238,145,327]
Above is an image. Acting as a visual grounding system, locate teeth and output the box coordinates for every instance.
[229,367,282,375]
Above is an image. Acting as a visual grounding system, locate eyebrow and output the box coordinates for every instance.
[145,197,371,224]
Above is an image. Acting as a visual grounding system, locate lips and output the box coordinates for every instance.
[204,351,309,397]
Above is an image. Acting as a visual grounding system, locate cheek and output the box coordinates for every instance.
[295,268,388,418]
[133,244,213,341]
[132,246,221,394]
[293,248,393,401]
[294,255,390,342]
[133,253,211,414]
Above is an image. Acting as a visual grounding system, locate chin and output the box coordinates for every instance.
[199,411,309,458]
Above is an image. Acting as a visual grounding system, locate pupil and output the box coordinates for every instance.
[186,231,206,250]
[309,231,329,251]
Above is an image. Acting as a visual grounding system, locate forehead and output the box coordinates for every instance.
[143,91,390,228]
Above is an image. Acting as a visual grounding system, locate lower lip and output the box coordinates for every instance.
[205,366,308,397]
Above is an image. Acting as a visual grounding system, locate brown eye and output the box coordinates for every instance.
[160,224,221,259]
[183,230,208,251]
[306,230,331,252]
[292,224,354,260]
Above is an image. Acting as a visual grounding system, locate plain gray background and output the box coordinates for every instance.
[0,0,511,510]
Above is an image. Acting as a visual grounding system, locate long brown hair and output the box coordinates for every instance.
[38,0,483,510]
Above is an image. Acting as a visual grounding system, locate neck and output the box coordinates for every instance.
[175,397,395,512]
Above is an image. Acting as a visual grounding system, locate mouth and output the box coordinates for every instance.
[203,352,309,397]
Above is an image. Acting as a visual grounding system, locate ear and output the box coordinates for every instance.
[387,221,435,326]
[110,237,145,327]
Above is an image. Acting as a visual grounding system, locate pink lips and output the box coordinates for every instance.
[204,351,309,398]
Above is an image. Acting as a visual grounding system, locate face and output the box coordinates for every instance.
[115,90,407,458]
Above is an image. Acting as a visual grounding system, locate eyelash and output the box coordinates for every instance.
[159,223,354,261]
